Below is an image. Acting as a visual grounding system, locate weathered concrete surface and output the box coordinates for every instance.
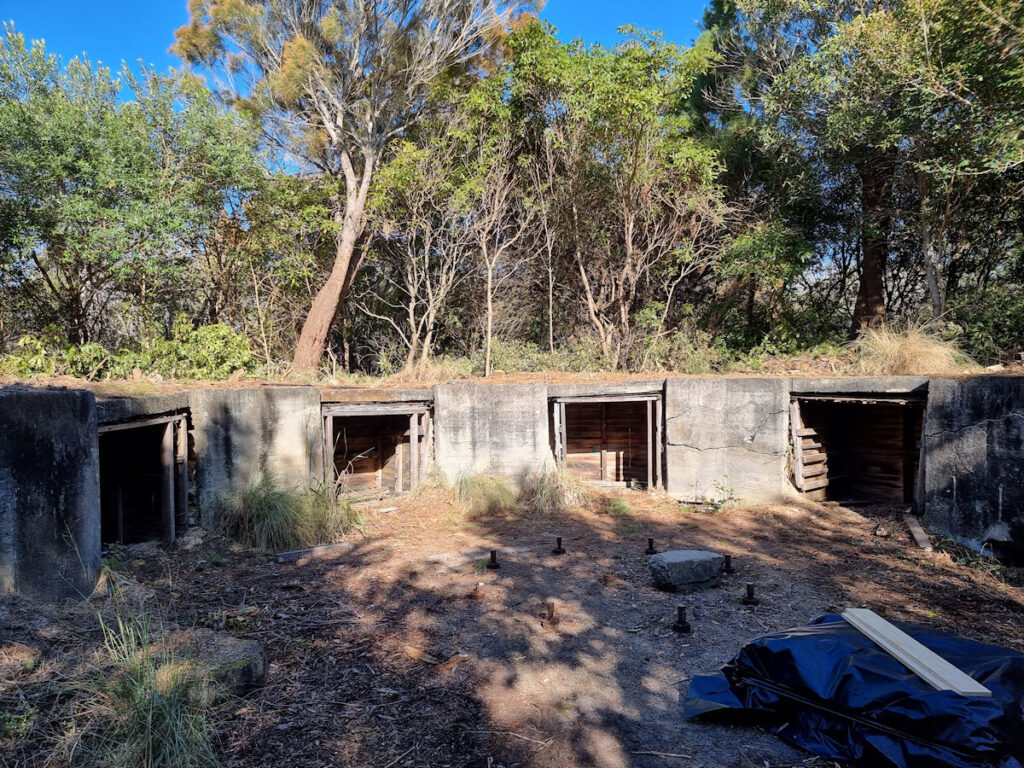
[790,376,929,394]
[0,386,100,600]
[434,382,551,483]
[649,550,723,591]
[665,378,790,502]
[190,386,323,519]
[162,628,267,698]
[924,377,1024,547]
[95,391,189,424]
[319,386,433,403]
[548,380,664,399]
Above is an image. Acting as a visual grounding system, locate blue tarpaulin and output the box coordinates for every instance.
[682,615,1024,768]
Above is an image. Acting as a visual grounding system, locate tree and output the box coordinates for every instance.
[0,29,261,347]
[174,0,533,372]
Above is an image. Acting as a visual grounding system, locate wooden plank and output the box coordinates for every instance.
[655,396,663,490]
[796,427,816,438]
[803,476,829,491]
[559,401,567,468]
[841,608,991,697]
[322,403,429,417]
[174,418,188,529]
[600,403,607,481]
[552,401,563,464]
[904,515,933,552]
[277,542,355,564]
[803,463,828,479]
[803,452,826,465]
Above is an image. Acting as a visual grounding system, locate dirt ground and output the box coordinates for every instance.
[3,494,1024,768]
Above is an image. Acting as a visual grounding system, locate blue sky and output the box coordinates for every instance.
[1,0,708,75]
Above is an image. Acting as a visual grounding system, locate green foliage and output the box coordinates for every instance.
[0,319,254,380]
[471,338,607,375]
[632,326,728,374]
[82,615,221,768]
[217,477,362,552]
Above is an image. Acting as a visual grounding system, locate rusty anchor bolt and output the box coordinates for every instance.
[546,601,556,621]
[672,605,692,633]
[741,582,760,606]
[552,537,566,555]
[723,554,735,575]
[645,538,657,555]
[486,549,500,570]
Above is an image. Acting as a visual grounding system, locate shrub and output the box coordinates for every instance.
[218,477,362,551]
[84,615,221,768]
[632,326,726,373]
[454,473,517,517]
[852,323,976,376]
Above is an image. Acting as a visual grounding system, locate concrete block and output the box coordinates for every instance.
[0,386,100,600]
[664,378,790,503]
[433,381,551,485]
[649,550,724,591]
[189,386,323,519]
[923,377,1024,548]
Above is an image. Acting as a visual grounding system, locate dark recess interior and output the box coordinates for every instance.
[331,414,416,494]
[100,424,165,545]
[795,397,925,504]
[558,401,650,485]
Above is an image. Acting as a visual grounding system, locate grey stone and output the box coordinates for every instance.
[649,549,724,592]
[163,628,267,698]
[189,386,324,521]
[664,377,790,503]
[433,381,552,486]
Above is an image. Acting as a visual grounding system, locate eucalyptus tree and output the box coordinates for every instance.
[174,0,534,371]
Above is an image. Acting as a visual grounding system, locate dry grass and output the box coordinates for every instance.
[852,324,976,376]
[520,466,595,517]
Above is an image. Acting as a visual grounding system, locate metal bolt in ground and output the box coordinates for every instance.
[487,549,500,570]
[742,582,760,606]
[552,537,566,555]
[672,605,692,633]
[723,554,735,574]
[645,537,657,555]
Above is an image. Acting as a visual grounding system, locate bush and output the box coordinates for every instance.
[0,317,254,381]
[632,326,727,373]
[218,477,362,552]
[852,323,976,376]
[84,615,221,768]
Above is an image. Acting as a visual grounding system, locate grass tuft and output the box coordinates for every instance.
[454,473,517,517]
[81,615,221,768]
[218,476,363,551]
[852,323,975,376]
[521,466,593,517]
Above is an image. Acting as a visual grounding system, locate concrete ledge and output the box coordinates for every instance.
[96,392,190,424]
[789,376,930,394]
[319,386,433,404]
[548,379,665,399]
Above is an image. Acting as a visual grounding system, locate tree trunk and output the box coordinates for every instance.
[547,266,555,353]
[484,261,494,376]
[850,159,891,335]
[292,203,364,372]
[918,171,945,318]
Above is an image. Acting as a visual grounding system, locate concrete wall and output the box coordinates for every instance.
[96,391,190,424]
[923,377,1024,546]
[433,382,551,483]
[190,386,323,517]
[0,387,100,600]
[665,378,791,503]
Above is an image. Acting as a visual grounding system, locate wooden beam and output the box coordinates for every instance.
[409,412,419,490]
[841,608,991,697]
[98,413,185,433]
[552,402,563,464]
[655,397,664,489]
[600,403,607,481]
[174,418,188,530]
[160,421,176,545]
[646,399,653,491]
[559,401,568,467]
[791,401,805,492]
[324,415,335,492]
[322,403,429,417]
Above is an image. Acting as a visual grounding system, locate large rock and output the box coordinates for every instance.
[649,550,724,592]
[163,628,266,698]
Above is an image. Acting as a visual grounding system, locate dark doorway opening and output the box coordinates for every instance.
[99,416,187,547]
[792,395,925,505]
[325,406,430,497]
[551,397,662,489]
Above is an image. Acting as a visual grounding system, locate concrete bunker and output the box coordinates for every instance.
[791,392,925,505]
[551,394,663,489]
[98,414,188,546]
[323,402,431,496]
